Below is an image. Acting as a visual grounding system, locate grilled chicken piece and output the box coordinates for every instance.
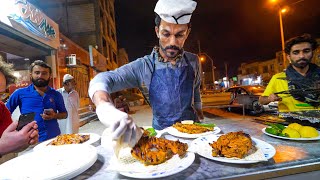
[173,122,213,134]
[131,131,188,165]
[48,134,90,146]
[209,131,254,159]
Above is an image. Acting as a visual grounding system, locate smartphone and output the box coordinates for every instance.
[43,109,53,115]
[16,112,35,131]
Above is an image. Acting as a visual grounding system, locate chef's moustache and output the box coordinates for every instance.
[163,45,181,51]
[297,58,309,63]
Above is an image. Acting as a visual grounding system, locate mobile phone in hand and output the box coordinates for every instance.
[16,112,35,131]
[43,109,53,115]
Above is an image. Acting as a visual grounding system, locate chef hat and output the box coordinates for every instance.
[154,0,197,24]
[63,74,74,82]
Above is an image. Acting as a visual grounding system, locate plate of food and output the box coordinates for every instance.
[190,132,275,164]
[262,123,320,140]
[165,121,221,139]
[0,144,97,179]
[108,130,195,178]
[33,133,100,151]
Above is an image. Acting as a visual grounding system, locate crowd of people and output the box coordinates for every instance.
[0,59,80,163]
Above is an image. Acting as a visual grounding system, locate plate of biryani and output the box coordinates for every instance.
[33,133,100,151]
[190,131,276,164]
[165,121,221,139]
[108,130,195,179]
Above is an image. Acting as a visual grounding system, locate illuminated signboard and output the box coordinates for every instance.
[0,0,60,49]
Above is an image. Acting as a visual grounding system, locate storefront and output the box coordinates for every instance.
[0,0,60,93]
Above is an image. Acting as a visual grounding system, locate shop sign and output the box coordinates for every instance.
[0,0,60,49]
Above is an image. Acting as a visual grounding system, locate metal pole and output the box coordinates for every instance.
[211,59,215,89]
[279,9,286,68]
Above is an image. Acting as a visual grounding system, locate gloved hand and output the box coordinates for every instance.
[96,102,143,147]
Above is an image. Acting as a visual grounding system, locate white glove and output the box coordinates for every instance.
[96,102,142,147]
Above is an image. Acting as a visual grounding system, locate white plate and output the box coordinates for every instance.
[116,152,195,179]
[33,133,100,151]
[0,144,97,179]
[166,126,221,139]
[190,134,276,164]
[262,127,320,140]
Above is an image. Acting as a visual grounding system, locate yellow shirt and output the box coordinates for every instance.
[262,72,320,112]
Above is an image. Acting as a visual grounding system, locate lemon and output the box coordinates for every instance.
[282,127,301,138]
[288,123,302,131]
[298,126,319,138]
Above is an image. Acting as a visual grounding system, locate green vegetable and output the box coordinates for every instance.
[194,122,216,128]
[146,128,157,136]
[274,124,286,130]
[265,123,287,136]
[265,127,279,135]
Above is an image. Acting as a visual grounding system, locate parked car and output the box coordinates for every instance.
[226,85,278,114]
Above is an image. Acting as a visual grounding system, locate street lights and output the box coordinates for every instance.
[199,52,216,89]
[270,0,287,67]
[270,0,305,68]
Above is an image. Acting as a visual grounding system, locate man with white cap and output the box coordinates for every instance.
[89,0,203,147]
[57,74,80,134]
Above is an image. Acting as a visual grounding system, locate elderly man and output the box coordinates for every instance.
[259,34,320,127]
[57,74,80,134]
[89,0,203,147]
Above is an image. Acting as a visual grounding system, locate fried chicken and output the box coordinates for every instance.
[48,134,90,146]
[131,131,188,165]
[173,122,213,134]
[209,131,254,159]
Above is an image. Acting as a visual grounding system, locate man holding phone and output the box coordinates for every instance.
[6,60,67,142]
[0,58,38,163]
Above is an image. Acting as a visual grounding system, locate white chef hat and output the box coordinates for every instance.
[63,74,74,82]
[154,0,197,24]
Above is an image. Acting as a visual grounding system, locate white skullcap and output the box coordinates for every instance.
[154,0,197,24]
[63,74,74,82]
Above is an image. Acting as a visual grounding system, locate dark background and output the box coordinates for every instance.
[115,0,320,77]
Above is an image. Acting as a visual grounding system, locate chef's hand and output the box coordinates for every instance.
[96,102,143,147]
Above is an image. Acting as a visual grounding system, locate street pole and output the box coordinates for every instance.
[198,40,205,91]
[211,60,216,89]
[279,9,286,68]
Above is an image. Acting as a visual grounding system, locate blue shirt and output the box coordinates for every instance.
[6,84,67,142]
[88,49,202,111]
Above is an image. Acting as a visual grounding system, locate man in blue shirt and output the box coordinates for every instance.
[6,60,67,142]
[89,0,203,147]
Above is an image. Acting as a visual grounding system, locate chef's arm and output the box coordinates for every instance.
[92,90,112,106]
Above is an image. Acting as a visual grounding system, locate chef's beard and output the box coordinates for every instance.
[159,44,183,59]
[291,58,311,69]
[32,77,50,87]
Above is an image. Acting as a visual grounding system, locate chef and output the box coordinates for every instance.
[89,0,203,147]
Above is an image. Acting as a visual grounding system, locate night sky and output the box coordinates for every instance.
[115,0,320,77]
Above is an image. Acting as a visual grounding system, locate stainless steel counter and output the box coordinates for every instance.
[74,118,320,180]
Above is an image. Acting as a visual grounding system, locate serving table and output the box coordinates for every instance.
[74,118,320,180]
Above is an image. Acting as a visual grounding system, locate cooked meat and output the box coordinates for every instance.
[131,131,188,165]
[209,131,254,159]
[173,122,213,134]
[48,134,90,146]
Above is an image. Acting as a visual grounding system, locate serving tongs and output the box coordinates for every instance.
[274,88,320,95]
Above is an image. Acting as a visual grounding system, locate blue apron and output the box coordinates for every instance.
[149,55,197,130]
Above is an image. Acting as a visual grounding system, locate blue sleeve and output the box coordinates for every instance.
[89,57,153,99]
[55,92,67,113]
[5,90,20,114]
